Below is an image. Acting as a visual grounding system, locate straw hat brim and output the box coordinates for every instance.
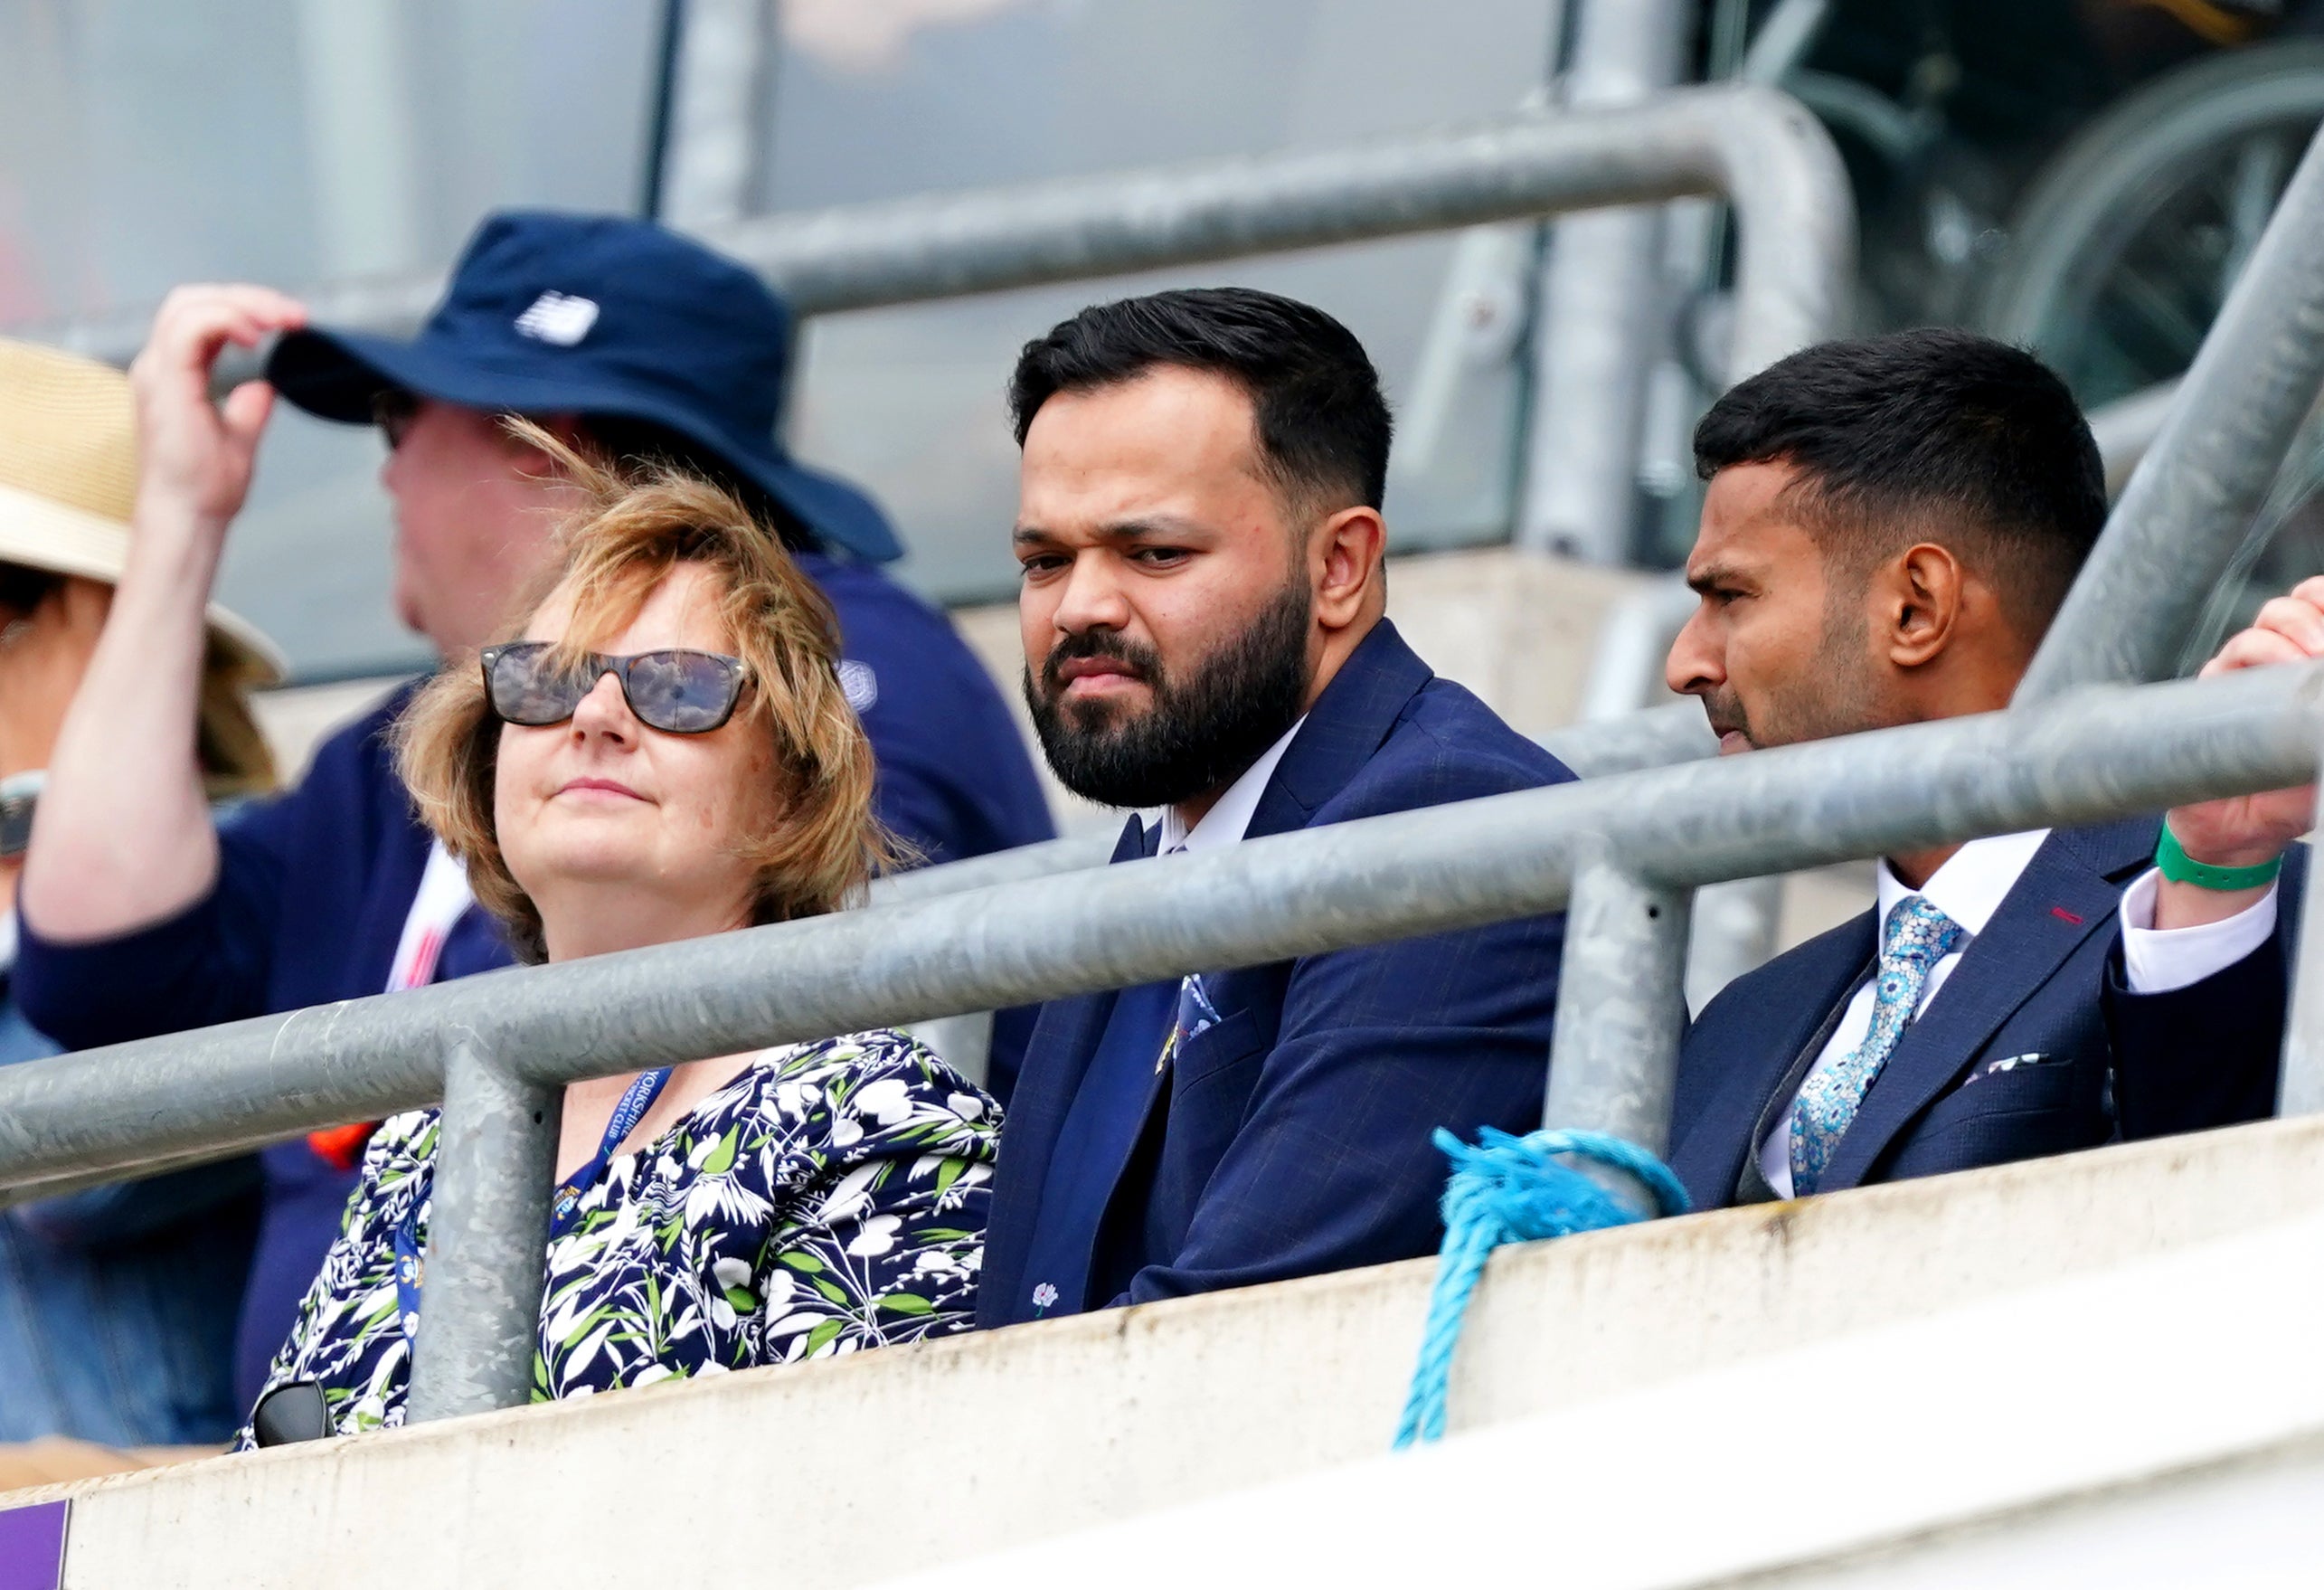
[0,480,287,686]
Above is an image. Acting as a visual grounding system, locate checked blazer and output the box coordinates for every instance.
[978,620,1575,1329]
[1669,818,2201,1209]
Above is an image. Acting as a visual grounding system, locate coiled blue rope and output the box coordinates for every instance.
[1393,1126,1690,1449]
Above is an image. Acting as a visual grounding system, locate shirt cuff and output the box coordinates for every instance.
[2118,867,2280,995]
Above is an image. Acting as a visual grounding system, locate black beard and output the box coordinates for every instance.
[1024,578,1313,810]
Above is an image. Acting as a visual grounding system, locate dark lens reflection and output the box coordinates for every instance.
[623,650,740,733]
[485,644,742,733]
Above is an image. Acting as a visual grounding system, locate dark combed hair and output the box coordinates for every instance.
[1693,327,2106,639]
[1008,287,1392,516]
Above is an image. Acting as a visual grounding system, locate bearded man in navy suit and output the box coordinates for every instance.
[978,288,1573,1328]
[1664,328,2278,1209]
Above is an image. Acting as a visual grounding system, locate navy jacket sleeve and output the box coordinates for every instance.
[15,790,298,1049]
[2103,847,2301,1138]
[14,692,420,1049]
[1113,738,1568,1307]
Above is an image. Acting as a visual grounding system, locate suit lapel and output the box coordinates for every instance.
[1243,620,1434,841]
[1818,824,2142,1191]
[1669,916,1873,1207]
[978,815,1149,1315]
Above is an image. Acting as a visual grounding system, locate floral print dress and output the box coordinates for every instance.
[237,1029,997,1445]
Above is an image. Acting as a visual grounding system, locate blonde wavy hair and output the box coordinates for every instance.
[394,422,890,962]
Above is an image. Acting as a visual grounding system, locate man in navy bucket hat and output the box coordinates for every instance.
[15,213,1053,1415]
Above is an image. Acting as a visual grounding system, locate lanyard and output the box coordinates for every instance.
[392,1066,672,1340]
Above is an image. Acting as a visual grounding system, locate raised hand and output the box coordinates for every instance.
[2167,576,2324,870]
[127,284,307,533]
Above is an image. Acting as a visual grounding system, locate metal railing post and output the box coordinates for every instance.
[1518,0,1690,563]
[2019,118,2324,701]
[2,667,2317,1207]
[2279,723,2324,1115]
[1543,859,1691,1190]
[404,1037,562,1424]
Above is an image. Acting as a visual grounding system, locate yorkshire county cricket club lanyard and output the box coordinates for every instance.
[391,1065,672,1340]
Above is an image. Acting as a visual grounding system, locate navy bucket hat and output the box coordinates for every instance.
[267,210,902,563]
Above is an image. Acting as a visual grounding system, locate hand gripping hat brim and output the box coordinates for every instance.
[266,210,905,564]
[0,340,285,683]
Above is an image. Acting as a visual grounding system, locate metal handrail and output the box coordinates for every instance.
[13,86,2324,1433]
[1,664,2320,1416]
[864,705,1721,910]
[31,83,1856,394]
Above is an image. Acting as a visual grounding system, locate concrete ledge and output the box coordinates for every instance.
[911,1185,2324,1589]
[31,1117,2324,1588]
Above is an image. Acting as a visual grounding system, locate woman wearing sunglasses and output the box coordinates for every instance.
[236,431,998,1443]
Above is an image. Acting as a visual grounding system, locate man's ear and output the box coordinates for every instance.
[1312,505,1385,632]
[1885,542,1965,668]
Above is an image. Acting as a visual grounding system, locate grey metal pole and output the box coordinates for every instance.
[1518,0,1692,563]
[656,0,774,232]
[871,707,1723,911]
[2018,119,2324,701]
[0,666,2314,1202]
[1543,861,1691,1172]
[47,87,1854,410]
[404,1038,562,1422]
[1569,577,1780,1006]
[2279,723,2324,1116]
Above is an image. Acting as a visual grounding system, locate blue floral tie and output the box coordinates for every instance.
[1788,894,1967,1197]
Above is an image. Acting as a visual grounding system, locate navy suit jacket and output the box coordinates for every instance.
[2102,843,2304,1134]
[1670,819,2180,1209]
[978,620,1574,1329]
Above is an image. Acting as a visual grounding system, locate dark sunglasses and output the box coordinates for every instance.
[371,389,422,450]
[480,641,750,734]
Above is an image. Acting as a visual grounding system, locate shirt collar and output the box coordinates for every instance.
[0,910,17,978]
[1875,828,2051,940]
[1155,717,1308,857]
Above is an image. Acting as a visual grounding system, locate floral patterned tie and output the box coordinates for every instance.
[1789,894,1967,1197]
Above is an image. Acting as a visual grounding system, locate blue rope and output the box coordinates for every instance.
[1392,1126,1690,1449]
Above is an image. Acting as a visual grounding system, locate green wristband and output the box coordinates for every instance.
[2156,823,2282,892]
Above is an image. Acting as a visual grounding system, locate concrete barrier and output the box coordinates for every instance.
[902,1191,2324,1589]
[23,1117,2324,1588]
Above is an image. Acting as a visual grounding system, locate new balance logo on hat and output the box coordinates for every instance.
[513,290,600,346]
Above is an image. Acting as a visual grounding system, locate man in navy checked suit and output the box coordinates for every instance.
[1662,329,2277,1210]
[978,288,1572,1329]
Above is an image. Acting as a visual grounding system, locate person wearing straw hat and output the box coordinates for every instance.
[15,212,1052,1415]
[0,338,282,1448]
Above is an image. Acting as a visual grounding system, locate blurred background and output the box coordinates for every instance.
[6,0,2324,684]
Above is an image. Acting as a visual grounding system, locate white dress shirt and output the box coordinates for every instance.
[1755,829,2276,1197]
[1154,718,1307,857]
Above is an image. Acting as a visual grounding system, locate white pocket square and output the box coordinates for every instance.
[1965,1052,2049,1084]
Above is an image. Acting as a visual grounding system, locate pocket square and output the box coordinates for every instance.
[1963,1051,2051,1085]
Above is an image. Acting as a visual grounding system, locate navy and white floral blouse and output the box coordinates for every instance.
[237,1029,997,1445]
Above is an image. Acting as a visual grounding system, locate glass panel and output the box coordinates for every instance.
[0,0,664,677]
[765,0,1560,605]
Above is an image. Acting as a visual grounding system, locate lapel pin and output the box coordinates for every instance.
[2050,906,2084,925]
